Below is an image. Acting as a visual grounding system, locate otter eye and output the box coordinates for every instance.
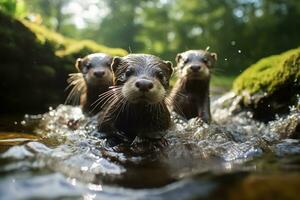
[86,64,92,69]
[156,71,164,80]
[184,58,189,64]
[125,68,134,77]
[202,58,208,63]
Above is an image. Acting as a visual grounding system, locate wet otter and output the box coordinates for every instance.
[66,53,114,115]
[169,49,217,123]
[97,54,173,141]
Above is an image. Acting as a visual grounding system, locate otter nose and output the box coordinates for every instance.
[94,70,105,77]
[190,65,201,72]
[135,79,154,92]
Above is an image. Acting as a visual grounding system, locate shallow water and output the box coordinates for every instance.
[0,93,300,200]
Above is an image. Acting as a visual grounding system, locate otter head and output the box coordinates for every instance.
[111,54,173,104]
[175,50,217,80]
[76,53,114,87]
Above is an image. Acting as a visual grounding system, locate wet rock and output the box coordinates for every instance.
[226,174,300,200]
[232,48,300,121]
[269,107,300,139]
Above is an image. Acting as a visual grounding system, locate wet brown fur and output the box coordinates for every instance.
[169,50,217,123]
[97,54,174,140]
[66,53,114,115]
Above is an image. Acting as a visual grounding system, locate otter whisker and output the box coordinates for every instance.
[101,96,125,124]
[115,98,128,121]
[90,90,122,113]
[97,54,173,139]
[65,83,85,105]
[91,89,120,107]
[165,96,185,117]
[101,90,123,107]
[65,73,87,106]
[90,86,122,107]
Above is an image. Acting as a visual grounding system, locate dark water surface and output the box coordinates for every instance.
[1,93,300,200]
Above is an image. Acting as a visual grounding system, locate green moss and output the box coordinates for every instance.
[22,20,127,57]
[22,20,68,50]
[56,40,127,59]
[232,48,300,121]
[233,48,300,96]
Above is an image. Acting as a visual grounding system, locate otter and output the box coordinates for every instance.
[169,49,217,123]
[97,54,174,141]
[66,53,114,115]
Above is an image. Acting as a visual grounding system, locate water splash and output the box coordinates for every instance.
[0,94,299,199]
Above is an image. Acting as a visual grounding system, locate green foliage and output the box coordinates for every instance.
[0,0,17,15]
[0,0,27,17]
[233,48,300,95]
[22,0,300,77]
[92,0,300,76]
[95,0,143,51]
[26,0,67,31]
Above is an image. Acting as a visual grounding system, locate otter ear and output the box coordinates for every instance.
[210,53,217,61]
[111,56,122,73]
[175,53,182,63]
[164,60,174,77]
[75,58,82,72]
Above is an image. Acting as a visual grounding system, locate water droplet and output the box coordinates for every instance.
[21,120,26,125]
[14,121,18,125]
[69,178,77,186]
[88,184,102,191]
[81,166,88,171]
[49,106,53,111]
[225,58,228,61]
[231,41,236,46]
[238,50,242,53]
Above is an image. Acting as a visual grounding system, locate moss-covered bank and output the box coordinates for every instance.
[232,48,300,121]
[0,12,127,114]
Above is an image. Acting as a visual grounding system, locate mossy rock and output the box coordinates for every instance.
[0,11,127,113]
[233,48,300,121]
[22,20,127,59]
[56,40,127,63]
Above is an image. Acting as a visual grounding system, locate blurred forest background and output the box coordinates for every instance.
[0,0,299,114]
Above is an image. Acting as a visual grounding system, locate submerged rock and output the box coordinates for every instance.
[233,48,300,121]
[226,174,300,200]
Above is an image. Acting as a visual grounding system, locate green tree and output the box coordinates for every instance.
[95,0,144,51]
[27,0,68,32]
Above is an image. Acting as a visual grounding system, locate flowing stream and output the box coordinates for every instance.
[0,92,300,200]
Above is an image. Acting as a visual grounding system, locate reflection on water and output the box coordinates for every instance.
[0,94,300,200]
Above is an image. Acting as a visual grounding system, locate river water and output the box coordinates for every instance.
[0,92,300,200]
